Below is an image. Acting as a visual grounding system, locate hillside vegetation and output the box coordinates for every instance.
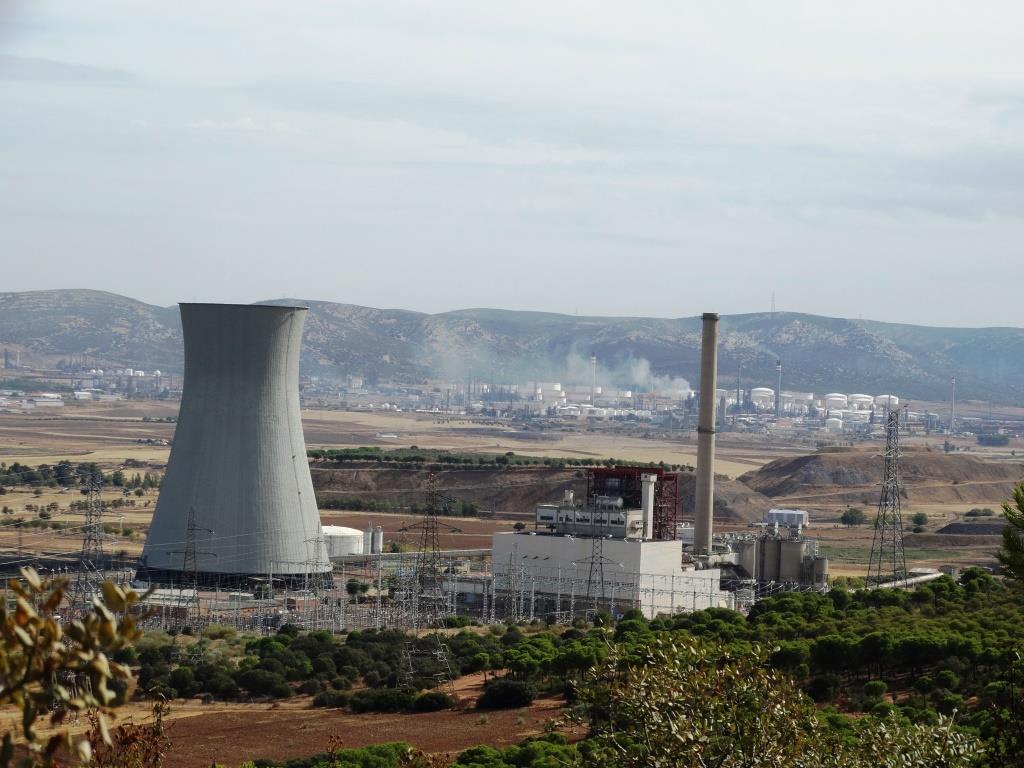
[3,289,1024,403]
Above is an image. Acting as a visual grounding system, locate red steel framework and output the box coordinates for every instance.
[585,466,681,540]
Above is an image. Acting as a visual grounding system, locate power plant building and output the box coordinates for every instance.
[492,532,729,618]
[139,303,330,588]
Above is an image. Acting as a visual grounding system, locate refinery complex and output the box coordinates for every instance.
[84,304,837,633]
[1,300,980,635]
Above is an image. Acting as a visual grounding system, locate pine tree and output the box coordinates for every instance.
[998,482,1024,586]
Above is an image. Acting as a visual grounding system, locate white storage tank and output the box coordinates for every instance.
[848,394,874,410]
[750,387,775,408]
[824,393,848,410]
[824,417,844,433]
[372,526,384,554]
[363,526,373,553]
[322,525,364,559]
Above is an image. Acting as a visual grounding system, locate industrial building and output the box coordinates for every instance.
[139,303,331,588]
[491,531,729,618]
[493,465,728,619]
[488,314,733,620]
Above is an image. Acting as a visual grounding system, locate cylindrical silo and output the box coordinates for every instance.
[372,526,384,554]
[363,526,373,554]
[139,303,330,588]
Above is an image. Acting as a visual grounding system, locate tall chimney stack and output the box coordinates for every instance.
[694,312,719,555]
[640,473,656,540]
[775,359,783,418]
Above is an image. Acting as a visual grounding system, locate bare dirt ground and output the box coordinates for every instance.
[809,522,1000,575]
[0,674,567,768]
[159,692,564,768]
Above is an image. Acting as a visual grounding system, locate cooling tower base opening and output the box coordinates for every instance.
[135,566,335,592]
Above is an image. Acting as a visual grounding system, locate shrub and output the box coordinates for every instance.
[312,691,350,709]
[168,666,197,698]
[863,680,888,700]
[237,669,292,699]
[477,680,536,710]
[297,679,324,696]
[870,701,896,718]
[412,691,454,712]
[807,674,840,702]
[203,624,237,640]
[935,670,960,691]
[312,654,337,678]
[207,675,239,699]
[248,742,410,768]
[937,693,964,715]
[349,688,415,713]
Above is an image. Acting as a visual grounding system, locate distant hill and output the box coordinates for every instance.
[739,448,1024,507]
[1,289,1023,405]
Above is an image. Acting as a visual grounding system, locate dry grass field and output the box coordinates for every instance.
[300,408,777,478]
[0,401,782,477]
[0,400,1014,574]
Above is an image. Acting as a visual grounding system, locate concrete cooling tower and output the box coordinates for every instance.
[139,303,330,588]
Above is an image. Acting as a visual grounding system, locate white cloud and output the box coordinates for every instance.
[1,2,1023,326]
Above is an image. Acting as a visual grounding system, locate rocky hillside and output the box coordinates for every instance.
[2,289,1024,404]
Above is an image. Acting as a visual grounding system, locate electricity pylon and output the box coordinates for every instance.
[868,409,908,586]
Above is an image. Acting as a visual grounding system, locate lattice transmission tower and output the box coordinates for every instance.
[167,506,214,627]
[580,498,621,619]
[81,477,105,566]
[395,476,458,693]
[868,409,908,585]
[70,476,105,609]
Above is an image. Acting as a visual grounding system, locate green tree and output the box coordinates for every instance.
[574,634,980,768]
[911,512,929,527]
[840,508,867,527]
[999,482,1024,587]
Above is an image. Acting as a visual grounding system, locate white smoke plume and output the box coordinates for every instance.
[564,350,691,396]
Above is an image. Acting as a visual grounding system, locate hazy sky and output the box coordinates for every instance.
[2,3,1023,326]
